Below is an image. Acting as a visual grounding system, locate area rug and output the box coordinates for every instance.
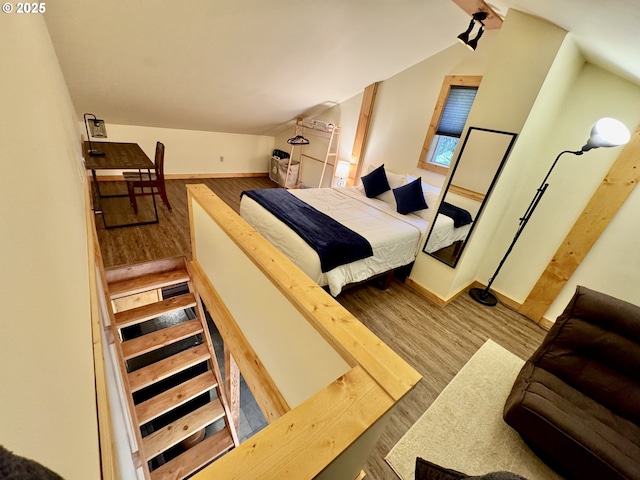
[385,339,562,480]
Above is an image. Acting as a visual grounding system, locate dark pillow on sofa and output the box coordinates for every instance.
[415,457,466,479]
[394,177,428,214]
[361,164,390,198]
[415,457,528,480]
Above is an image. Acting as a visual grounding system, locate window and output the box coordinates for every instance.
[417,75,482,174]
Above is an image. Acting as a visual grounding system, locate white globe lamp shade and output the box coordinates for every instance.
[582,117,631,151]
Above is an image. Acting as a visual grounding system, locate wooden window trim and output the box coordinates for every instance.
[417,75,482,172]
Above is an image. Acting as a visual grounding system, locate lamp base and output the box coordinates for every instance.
[469,287,498,306]
[89,149,105,157]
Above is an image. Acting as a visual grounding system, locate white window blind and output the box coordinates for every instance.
[436,86,478,137]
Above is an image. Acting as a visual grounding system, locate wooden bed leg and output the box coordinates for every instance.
[380,270,394,290]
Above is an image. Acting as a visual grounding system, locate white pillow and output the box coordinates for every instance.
[361,164,408,205]
[378,171,407,204]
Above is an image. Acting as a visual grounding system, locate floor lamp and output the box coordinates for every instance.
[469,117,631,306]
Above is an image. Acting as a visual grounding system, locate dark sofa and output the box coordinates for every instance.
[503,286,640,480]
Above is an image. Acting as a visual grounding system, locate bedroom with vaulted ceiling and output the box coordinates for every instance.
[2,0,639,479]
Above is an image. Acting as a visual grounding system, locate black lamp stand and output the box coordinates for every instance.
[469,149,583,306]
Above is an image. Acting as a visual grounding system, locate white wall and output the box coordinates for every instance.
[498,64,640,319]
[273,100,361,187]
[0,15,100,479]
[444,10,574,299]
[323,9,640,321]
[342,10,569,300]
[334,9,640,321]
[89,123,274,175]
[362,30,499,188]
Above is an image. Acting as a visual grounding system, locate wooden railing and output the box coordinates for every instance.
[186,184,421,479]
[86,179,421,479]
[86,177,126,479]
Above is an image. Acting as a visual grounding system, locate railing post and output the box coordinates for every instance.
[225,345,241,434]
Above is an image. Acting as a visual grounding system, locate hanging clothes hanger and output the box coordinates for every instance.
[287,135,310,145]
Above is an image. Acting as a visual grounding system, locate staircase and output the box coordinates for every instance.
[104,257,238,480]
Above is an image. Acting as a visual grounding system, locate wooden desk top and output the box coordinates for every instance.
[83,141,154,170]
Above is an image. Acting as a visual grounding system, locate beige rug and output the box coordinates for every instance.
[385,339,562,480]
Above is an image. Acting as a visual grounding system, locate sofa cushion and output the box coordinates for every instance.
[530,286,640,425]
[504,362,640,480]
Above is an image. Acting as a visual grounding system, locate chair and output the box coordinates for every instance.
[503,286,640,480]
[124,141,172,214]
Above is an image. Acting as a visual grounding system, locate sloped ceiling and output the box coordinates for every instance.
[44,0,640,136]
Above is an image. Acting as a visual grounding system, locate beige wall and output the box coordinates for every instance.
[192,201,351,407]
[491,63,640,319]
[90,123,274,176]
[0,15,100,479]
[441,10,572,300]
[362,30,499,188]
[333,9,640,321]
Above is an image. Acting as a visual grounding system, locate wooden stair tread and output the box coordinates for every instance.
[114,293,197,330]
[121,319,203,360]
[136,371,219,425]
[105,257,186,284]
[108,269,190,299]
[142,400,226,461]
[149,429,234,480]
[128,344,211,393]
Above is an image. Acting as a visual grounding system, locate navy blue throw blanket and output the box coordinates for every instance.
[439,202,473,228]
[241,189,373,272]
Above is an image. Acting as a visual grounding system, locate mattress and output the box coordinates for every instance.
[424,214,472,253]
[240,187,428,296]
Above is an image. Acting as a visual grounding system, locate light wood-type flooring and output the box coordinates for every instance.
[94,176,548,480]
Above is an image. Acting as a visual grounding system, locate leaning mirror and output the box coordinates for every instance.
[423,127,517,267]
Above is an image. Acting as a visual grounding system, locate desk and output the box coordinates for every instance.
[83,141,159,228]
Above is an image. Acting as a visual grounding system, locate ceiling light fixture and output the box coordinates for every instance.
[457,11,488,51]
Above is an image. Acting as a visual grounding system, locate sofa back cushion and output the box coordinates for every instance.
[530,286,640,424]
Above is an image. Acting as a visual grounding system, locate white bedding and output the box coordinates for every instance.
[424,214,472,253]
[240,187,428,296]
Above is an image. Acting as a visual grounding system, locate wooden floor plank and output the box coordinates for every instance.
[96,176,277,269]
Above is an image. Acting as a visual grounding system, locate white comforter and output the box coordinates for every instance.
[424,214,472,253]
[240,187,428,296]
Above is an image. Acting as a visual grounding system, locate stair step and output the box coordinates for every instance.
[142,400,226,461]
[136,371,219,425]
[114,293,197,330]
[109,269,190,300]
[121,319,203,361]
[105,257,186,284]
[150,429,234,480]
[128,345,211,393]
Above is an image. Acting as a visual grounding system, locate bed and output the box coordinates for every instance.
[240,165,452,295]
[240,186,428,296]
[424,211,473,254]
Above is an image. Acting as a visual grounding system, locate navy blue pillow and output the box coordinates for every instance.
[393,177,428,214]
[361,164,390,198]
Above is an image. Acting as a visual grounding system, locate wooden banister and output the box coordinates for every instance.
[187,184,421,478]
